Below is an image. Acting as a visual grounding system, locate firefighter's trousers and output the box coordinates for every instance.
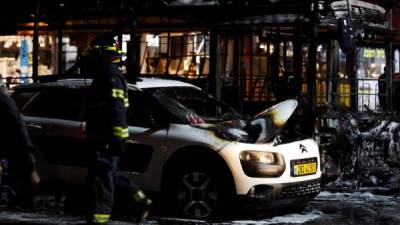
[86,143,140,224]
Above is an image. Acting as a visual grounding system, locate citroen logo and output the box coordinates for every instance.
[300,144,308,153]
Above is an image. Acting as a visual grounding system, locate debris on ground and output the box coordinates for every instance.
[316,104,400,192]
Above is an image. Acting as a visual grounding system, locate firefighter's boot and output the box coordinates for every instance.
[83,213,111,225]
[132,190,152,223]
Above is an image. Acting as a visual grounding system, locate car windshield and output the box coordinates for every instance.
[146,86,238,124]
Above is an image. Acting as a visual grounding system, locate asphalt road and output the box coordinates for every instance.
[0,191,399,225]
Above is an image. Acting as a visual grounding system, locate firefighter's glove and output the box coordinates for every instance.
[30,169,41,187]
[107,140,126,155]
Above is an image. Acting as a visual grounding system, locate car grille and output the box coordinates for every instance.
[280,181,320,199]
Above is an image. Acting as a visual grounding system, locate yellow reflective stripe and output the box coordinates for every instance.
[113,127,128,132]
[104,46,117,51]
[113,129,129,137]
[111,89,125,99]
[93,45,118,51]
[93,45,123,55]
[114,132,129,138]
[124,98,129,108]
[112,89,129,108]
[92,214,110,223]
[113,127,129,138]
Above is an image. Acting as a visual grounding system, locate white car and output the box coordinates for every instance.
[13,77,321,218]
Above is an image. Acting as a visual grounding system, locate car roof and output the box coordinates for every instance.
[13,77,198,92]
[13,79,90,92]
[132,77,198,89]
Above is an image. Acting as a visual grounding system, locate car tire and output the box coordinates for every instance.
[166,160,233,219]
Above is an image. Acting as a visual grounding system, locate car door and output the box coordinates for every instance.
[122,90,170,192]
[22,88,88,184]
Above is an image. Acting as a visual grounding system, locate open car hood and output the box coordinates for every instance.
[253,99,298,127]
[195,99,298,144]
[246,99,298,143]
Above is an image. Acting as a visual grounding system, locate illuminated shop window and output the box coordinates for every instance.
[139,32,209,79]
[38,33,57,76]
[316,44,327,107]
[301,45,309,96]
[0,35,57,86]
[356,47,385,111]
[338,48,351,108]
[0,36,28,86]
[240,32,295,102]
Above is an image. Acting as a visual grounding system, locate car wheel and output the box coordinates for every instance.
[167,162,231,219]
[176,171,218,218]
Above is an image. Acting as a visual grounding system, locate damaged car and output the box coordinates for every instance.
[12,77,321,218]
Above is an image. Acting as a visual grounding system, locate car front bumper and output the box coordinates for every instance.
[236,178,321,210]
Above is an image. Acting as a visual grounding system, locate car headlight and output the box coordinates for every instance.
[239,151,280,164]
[239,151,285,177]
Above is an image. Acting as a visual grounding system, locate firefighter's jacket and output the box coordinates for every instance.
[85,62,129,144]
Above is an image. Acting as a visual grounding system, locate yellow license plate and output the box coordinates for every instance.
[294,162,317,176]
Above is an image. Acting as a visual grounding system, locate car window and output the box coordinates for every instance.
[24,89,84,121]
[127,91,169,127]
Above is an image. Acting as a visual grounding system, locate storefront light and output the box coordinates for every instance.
[3,41,11,48]
[259,44,267,51]
[317,45,323,52]
[21,22,49,27]
[269,44,275,54]
[146,34,159,47]
[39,37,45,47]
[287,49,293,57]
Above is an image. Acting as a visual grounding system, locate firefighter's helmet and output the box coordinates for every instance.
[90,35,124,58]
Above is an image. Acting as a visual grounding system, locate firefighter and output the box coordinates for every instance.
[84,35,151,225]
[0,79,40,207]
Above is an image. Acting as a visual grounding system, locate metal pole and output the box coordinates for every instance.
[306,0,318,135]
[57,22,63,74]
[386,8,394,112]
[126,5,137,83]
[347,50,357,110]
[233,31,241,111]
[117,0,124,47]
[165,17,171,76]
[327,40,340,104]
[209,27,219,97]
[293,24,302,98]
[133,33,141,79]
[240,35,246,114]
[32,3,40,82]
[126,31,141,83]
